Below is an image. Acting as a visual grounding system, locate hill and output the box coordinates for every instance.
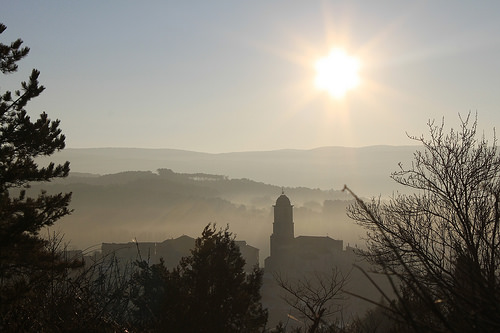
[34,146,421,261]
[31,169,356,262]
[39,145,420,195]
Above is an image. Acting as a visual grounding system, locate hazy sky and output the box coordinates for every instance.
[3,1,500,153]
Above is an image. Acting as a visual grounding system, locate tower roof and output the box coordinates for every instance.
[275,193,291,206]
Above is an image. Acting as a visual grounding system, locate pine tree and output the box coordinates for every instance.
[131,224,268,332]
[179,224,268,333]
[0,23,72,330]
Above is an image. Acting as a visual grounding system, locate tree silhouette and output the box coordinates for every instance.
[275,268,347,333]
[130,224,268,332]
[0,23,72,330]
[346,114,500,333]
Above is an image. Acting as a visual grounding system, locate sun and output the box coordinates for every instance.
[315,48,360,99]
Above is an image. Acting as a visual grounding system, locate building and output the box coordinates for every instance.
[101,235,259,273]
[265,191,347,274]
[262,192,386,327]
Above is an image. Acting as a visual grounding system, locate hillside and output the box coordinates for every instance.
[34,145,422,261]
[39,145,420,195]
[32,169,362,263]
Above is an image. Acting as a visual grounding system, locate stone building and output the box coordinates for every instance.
[262,192,384,327]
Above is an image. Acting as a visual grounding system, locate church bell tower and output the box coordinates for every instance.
[270,190,294,258]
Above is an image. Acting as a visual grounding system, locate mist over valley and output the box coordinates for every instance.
[36,145,418,260]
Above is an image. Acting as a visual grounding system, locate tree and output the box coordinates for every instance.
[130,258,182,332]
[130,224,268,332]
[0,23,72,330]
[349,303,397,333]
[275,268,347,333]
[345,114,500,333]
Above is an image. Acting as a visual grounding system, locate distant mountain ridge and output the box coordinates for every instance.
[39,145,420,196]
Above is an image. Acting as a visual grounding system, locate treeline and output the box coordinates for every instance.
[2,224,270,332]
[45,168,351,208]
[1,222,399,333]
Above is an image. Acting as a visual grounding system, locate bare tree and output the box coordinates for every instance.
[346,114,500,333]
[275,268,348,333]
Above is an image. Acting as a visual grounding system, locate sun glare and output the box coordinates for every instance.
[315,48,360,99]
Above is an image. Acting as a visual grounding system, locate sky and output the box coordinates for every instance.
[3,1,500,153]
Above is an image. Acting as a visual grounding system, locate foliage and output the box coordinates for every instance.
[347,300,398,333]
[0,23,74,331]
[130,224,268,332]
[4,233,133,332]
[129,258,182,332]
[346,114,500,332]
